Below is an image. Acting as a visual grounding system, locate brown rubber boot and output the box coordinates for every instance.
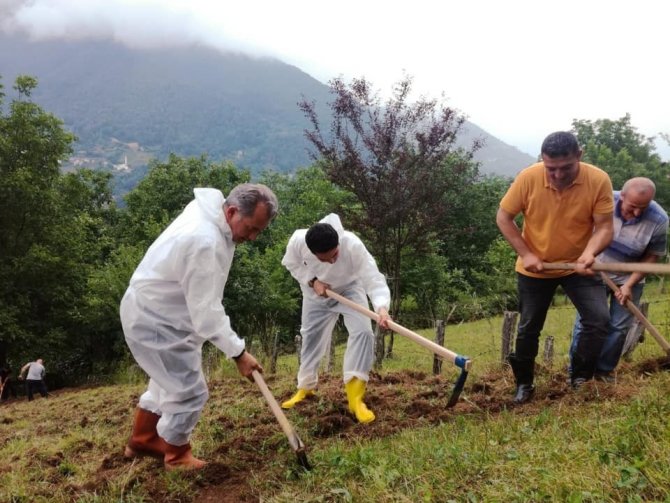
[164,442,207,471]
[124,408,168,459]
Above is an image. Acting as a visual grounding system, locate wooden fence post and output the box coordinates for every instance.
[374,325,384,370]
[326,334,335,373]
[543,335,554,365]
[501,311,518,363]
[202,346,217,379]
[270,331,280,374]
[294,333,302,365]
[622,301,649,361]
[433,320,445,375]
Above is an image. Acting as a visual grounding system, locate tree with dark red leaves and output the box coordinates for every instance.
[299,75,481,355]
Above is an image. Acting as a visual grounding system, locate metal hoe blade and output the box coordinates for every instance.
[446,356,470,408]
[295,445,312,471]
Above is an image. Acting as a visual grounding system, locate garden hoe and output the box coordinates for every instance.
[599,272,670,355]
[543,261,670,355]
[325,289,472,408]
[251,370,312,471]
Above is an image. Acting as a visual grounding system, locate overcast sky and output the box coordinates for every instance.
[2,0,669,158]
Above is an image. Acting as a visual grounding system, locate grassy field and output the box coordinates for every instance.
[1,289,669,502]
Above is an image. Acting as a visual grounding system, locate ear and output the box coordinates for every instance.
[576,149,583,161]
[224,205,238,224]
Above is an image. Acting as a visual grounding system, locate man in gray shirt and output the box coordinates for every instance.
[571,177,668,380]
[20,358,48,401]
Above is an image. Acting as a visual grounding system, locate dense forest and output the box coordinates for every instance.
[1,75,668,387]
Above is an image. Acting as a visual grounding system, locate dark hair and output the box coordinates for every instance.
[305,223,339,254]
[225,183,279,219]
[541,131,580,158]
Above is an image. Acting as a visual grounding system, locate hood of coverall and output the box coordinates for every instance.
[319,213,345,237]
[192,188,231,237]
[193,187,224,221]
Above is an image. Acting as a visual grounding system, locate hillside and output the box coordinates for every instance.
[2,296,670,501]
[4,364,669,502]
[0,34,534,191]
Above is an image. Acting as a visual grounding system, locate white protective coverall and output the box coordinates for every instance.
[281,214,390,389]
[120,188,245,445]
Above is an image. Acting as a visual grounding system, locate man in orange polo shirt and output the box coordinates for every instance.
[496,131,614,403]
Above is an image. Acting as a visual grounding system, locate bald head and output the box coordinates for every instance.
[619,177,656,221]
[621,177,656,199]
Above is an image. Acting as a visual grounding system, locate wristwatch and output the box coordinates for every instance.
[232,349,246,361]
[308,277,318,288]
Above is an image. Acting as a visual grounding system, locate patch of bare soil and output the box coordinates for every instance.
[195,468,258,503]
[636,355,670,373]
[191,357,668,502]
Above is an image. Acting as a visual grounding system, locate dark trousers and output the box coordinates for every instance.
[26,379,48,401]
[516,272,609,379]
[1,379,18,400]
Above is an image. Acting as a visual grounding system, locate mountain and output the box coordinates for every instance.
[0,34,534,191]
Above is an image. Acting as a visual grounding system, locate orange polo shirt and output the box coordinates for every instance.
[500,162,614,278]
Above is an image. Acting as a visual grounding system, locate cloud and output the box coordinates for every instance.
[0,0,30,25]
[2,0,668,158]
[2,0,209,48]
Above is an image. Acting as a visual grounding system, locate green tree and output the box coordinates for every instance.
[572,114,670,208]
[439,174,511,277]
[120,155,250,248]
[0,75,74,368]
[258,167,356,243]
[0,76,118,381]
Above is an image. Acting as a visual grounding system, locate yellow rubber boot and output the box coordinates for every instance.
[281,389,315,409]
[345,378,375,424]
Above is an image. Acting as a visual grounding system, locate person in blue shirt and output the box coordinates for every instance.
[570,177,668,380]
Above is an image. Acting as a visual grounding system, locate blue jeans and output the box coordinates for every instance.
[571,282,644,374]
[516,273,609,380]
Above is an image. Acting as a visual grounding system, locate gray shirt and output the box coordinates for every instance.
[26,362,45,380]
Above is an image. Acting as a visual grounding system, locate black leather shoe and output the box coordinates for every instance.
[594,372,614,383]
[513,384,535,403]
[571,377,587,389]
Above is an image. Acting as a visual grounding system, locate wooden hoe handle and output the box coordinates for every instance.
[599,273,670,354]
[325,289,472,371]
[542,262,670,275]
[252,370,304,452]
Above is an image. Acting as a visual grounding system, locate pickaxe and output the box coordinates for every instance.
[325,289,471,408]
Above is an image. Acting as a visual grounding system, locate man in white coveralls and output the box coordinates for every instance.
[121,183,278,470]
[280,214,391,424]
